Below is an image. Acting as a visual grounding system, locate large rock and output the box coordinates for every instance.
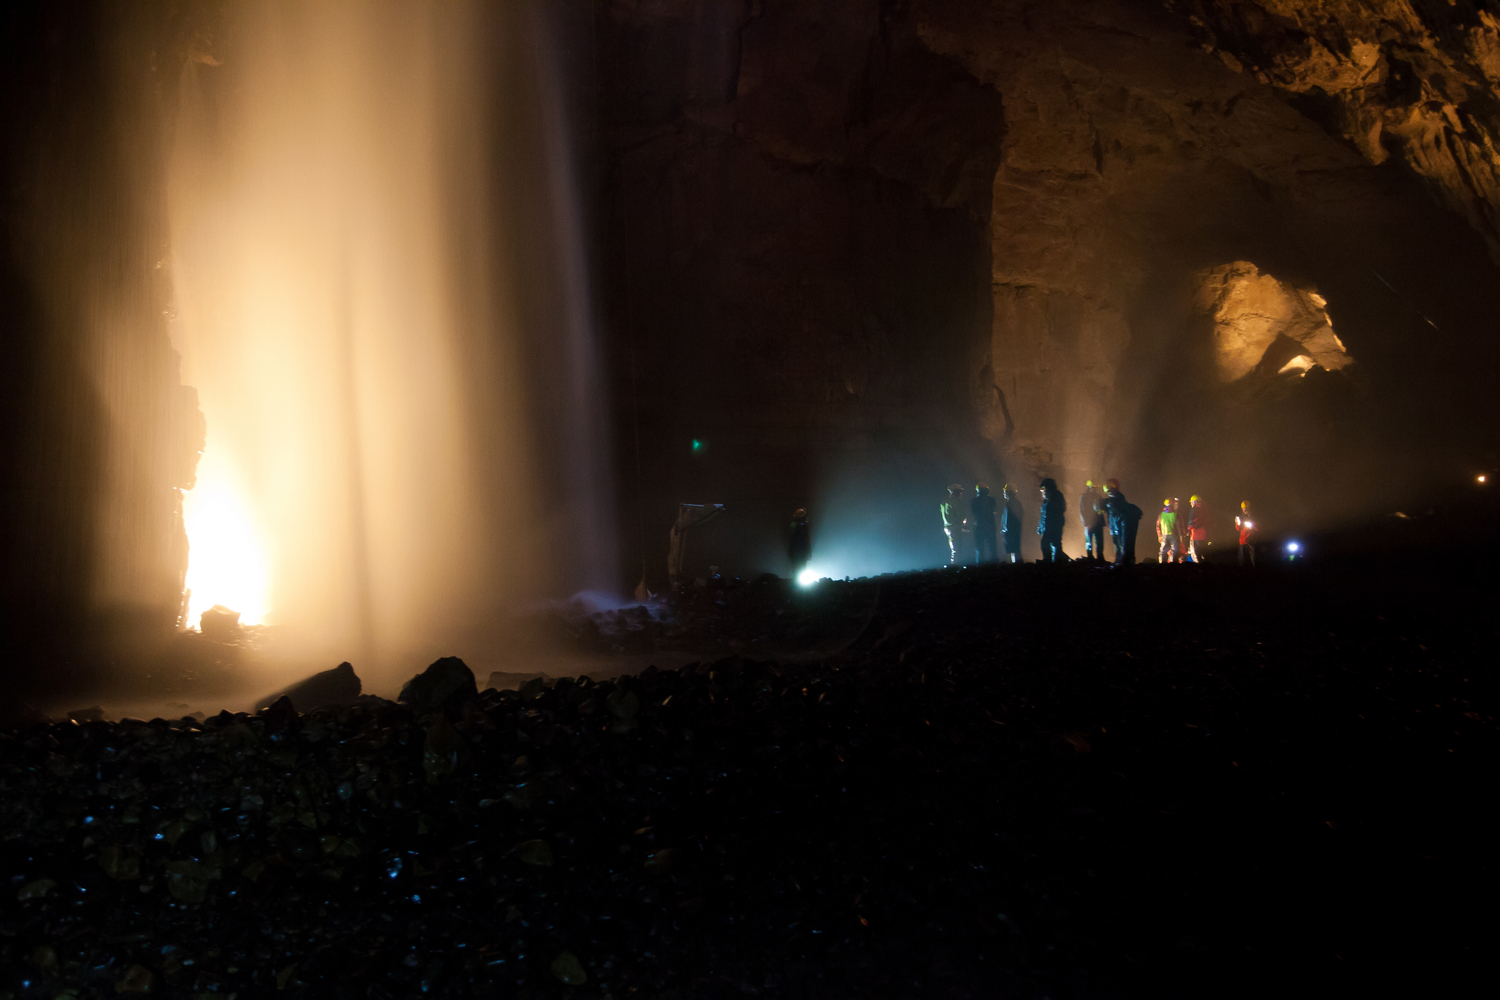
[254,661,361,713]
[398,657,478,713]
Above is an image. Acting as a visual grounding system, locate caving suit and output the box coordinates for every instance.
[1104,491,1142,566]
[971,491,998,564]
[1037,488,1068,563]
[1001,496,1023,561]
[1080,490,1106,562]
[941,496,969,566]
[1157,508,1179,563]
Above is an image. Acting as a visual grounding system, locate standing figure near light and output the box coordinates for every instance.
[1001,484,1024,563]
[940,484,970,566]
[1157,498,1180,564]
[1037,478,1068,563]
[1187,495,1211,562]
[971,484,998,564]
[1102,479,1142,566]
[788,508,811,579]
[1236,501,1258,567]
[1079,480,1106,563]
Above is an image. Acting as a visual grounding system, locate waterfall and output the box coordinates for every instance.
[166,1,612,683]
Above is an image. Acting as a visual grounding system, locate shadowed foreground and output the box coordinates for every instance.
[2,559,1494,998]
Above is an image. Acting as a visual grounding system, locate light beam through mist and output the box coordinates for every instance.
[166,2,610,681]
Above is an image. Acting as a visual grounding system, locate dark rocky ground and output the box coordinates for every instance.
[2,530,1496,998]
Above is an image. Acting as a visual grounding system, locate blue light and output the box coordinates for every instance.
[797,568,820,587]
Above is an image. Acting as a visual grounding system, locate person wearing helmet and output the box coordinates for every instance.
[1157,498,1180,563]
[1187,495,1211,562]
[940,484,970,566]
[971,483,998,563]
[788,508,811,577]
[1001,484,1024,563]
[1079,479,1106,562]
[1037,478,1068,563]
[1102,478,1142,566]
[1235,501,1258,567]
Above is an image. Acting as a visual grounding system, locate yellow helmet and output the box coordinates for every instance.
[1241,500,1250,509]
[1164,498,1172,506]
[1190,494,1200,503]
[1085,479,1094,487]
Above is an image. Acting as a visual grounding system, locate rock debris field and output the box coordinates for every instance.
[2,561,1494,999]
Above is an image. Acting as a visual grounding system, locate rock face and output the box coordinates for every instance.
[594,1,1007,576]
[398,657,479,714]
[1179,0,1500,259]
[1195,262,1352,381]
[595,0,1500,567]
[0,6,205,701]
[254,661,361,714]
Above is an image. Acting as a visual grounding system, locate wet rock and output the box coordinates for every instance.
[199,603,242,643]
[254,660,362,712]
[485,670,549,692]
[258,694,298,729]
[399,656,478,713]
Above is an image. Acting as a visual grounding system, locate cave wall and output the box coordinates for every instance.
[596,0,1500,573]
[0,3,201,690]
[594,0,1006,581]
[923,0,1500,538]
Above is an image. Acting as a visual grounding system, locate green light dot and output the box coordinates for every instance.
[691,439,702,452]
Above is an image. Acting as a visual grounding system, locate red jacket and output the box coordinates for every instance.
[1189,504,1210,541]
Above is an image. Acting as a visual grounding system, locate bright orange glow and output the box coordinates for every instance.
[182,445,269,627]
[164,3,544,674]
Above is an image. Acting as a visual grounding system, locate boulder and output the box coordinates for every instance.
[254,661,362,713]
[199,605,242,643]
[398,656,478,712]
[485,671,550,692]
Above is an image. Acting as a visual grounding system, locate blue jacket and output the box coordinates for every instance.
[1104,491,1143,536]
[1001,498,1023,536]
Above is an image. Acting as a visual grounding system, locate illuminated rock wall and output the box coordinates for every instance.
[598,0,1500,569]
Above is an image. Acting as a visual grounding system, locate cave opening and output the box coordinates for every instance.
[1197,261,1353,381]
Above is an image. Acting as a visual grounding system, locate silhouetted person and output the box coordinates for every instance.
[1236,501,1258,567]
[971,484,998,563]
[941,484,970,565]
[1187,495,1211,562]
[1080,479,1106,562]
[1001,484,1024,563]
[1037,478,1068,563]
[788,508,811,577]
[1103,479,1142,566]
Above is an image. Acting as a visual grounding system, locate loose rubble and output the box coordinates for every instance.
[1,563,1493,998]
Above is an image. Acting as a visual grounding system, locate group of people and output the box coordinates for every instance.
[783,481,1262,580]
[940,480,1260,567]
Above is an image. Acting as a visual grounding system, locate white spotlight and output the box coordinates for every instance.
[797,568,820,587]
[1285,541,1301,555]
